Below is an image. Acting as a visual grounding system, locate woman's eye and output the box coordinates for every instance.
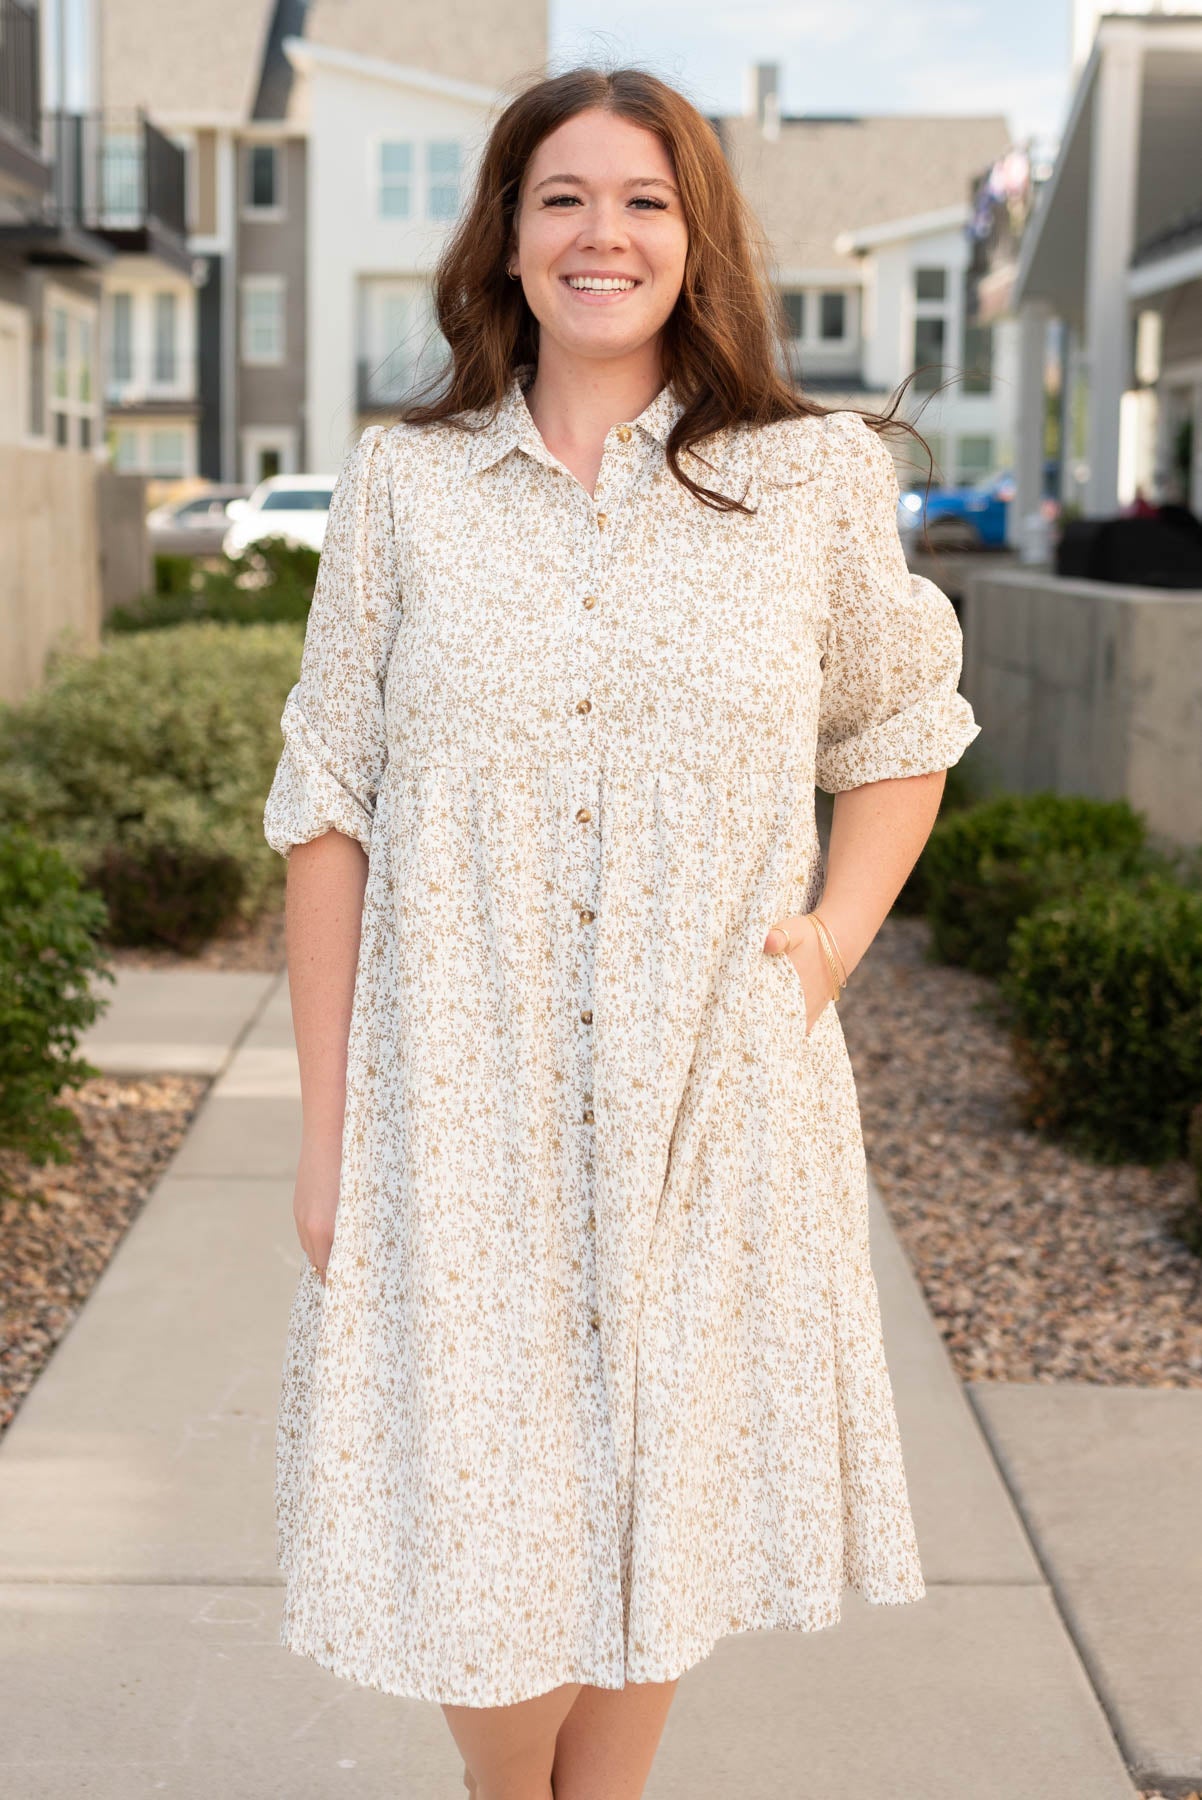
[540,194,669,210]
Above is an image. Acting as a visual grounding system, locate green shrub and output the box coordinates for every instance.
[1001,876,1202,1164]
[922,791,1160,974]
[0,621,302,949]
[0,824,114,1175]
[893,751,985,916]
[111,537,318,633]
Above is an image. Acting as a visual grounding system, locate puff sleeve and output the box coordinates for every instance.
[814,410,981,793]
[263,424,401,857]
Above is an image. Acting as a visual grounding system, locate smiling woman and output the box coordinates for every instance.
[263,61,978,1800]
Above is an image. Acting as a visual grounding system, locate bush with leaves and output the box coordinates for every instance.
[0,824,114,1177]
[891,751,986,917]
[1001,876,1202,1165]
[0,620,303,950]
[920,791,1165,974]
[108,536,319,633]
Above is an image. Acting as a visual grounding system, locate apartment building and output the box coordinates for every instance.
[722,65,1017,487]
[0,0,190,460]
[100,0,546,483]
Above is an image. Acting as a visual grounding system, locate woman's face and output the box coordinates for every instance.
[509,107,688,368]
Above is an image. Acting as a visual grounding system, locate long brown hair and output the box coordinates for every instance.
[396,64,938,514]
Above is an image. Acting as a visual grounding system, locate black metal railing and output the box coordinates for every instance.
[40,108,187,240]
[0,0,41,148]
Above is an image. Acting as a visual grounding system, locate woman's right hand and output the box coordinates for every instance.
[293,1134,343,1286]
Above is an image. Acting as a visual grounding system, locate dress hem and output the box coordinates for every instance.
[277,1574,928,1708]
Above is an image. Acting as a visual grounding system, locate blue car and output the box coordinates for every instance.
[897,469,1016,550]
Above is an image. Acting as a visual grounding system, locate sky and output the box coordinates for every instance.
[550,0,1074,150]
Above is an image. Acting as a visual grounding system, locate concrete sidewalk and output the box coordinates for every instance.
[0,967,1187,1797]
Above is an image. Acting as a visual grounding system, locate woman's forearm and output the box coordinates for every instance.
[818,768,947,977]
[284,829,369,1147]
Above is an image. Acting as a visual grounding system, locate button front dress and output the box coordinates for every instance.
[263,369,981,1707]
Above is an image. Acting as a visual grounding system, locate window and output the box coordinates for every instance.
[241,277,284,364]
[915,267,946,301]
[427,141,461,220]
[149,428,186,477]
[957,266,993,394]
[360,278,446,405]
[956,434,995,482]
[913,316,945,391]
[380,142,413,219]
[110,292,133,383]
[246,144,279,211]
[52,305,69,400]
[78,316,93,403]
[260,486,335,512]
[153,291,177,382]
[819,292,846,340]
[47,293,99,449]
[100,131,140,218]
[781,291,805,339]
[111,427,140,471]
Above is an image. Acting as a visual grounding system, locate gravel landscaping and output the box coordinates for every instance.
[840,914,1202,1387]
[0,1072,209,1436]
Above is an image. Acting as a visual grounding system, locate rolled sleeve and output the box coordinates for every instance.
[263,424,401,858]
[814,411,981,794]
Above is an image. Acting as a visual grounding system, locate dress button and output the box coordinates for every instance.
[575,806,592,823]
[578,907,595,924]
[582,594,597,609]
[580,1008,593,1024]
[616,424,632,443]
[589,1311,601,1330]
[582,1107,594,1124]
[596,512,608,529]
[586,1211,596,1231]
[575,697,592,715]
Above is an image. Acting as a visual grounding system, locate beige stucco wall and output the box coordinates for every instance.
[0,447,102,705]
[960,567,1202,846]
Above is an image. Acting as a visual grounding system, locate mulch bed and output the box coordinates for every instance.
[839,915,1202,1387]
[0,1073,209,1436]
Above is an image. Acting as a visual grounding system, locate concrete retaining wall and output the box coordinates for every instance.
[960,567,1202,847]
[0,445,102,706]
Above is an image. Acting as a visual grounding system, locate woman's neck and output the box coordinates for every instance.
[523,345,668,493]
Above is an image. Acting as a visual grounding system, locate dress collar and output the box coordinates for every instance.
[464,364,689,476]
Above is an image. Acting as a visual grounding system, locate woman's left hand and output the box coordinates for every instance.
[763,914,836,1035]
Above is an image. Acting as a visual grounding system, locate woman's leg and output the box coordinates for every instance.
[549,1678,680,1800]
[443,1681,582,1800]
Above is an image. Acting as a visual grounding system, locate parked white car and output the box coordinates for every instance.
[222,473,338,559]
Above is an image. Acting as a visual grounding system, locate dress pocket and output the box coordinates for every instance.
[769,939,809,1040]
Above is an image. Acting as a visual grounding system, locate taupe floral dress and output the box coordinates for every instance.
[263,365,981,1706]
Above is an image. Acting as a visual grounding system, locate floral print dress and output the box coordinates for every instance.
[262,365,981,1707]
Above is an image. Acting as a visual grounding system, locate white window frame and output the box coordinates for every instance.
[242,140,284,221]
[776,284,853,347]
[240,274,286,366]
[45,285,100,451]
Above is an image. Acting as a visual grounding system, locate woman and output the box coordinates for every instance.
[263,64,980,1800]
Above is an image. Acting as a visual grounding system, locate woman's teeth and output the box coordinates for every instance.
[565,276,638,292]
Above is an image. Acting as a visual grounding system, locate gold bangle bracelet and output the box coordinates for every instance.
[810,908,849,988]
[807,912,843,1003]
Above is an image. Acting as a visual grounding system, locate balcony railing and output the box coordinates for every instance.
[0,0,40,149]
[38,108,187,244]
